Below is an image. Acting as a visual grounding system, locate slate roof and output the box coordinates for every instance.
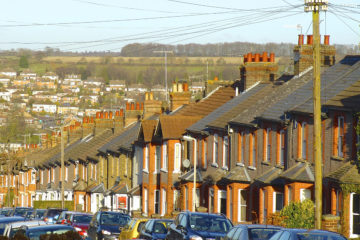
[202,167,228,185]
[187,83,266,133]
[292,56,360,114]
[255,167,282,184]
[98,122,141,154]
[324,80,360,112]
[180,169,203,183]
[326,161,360,184]
[159,115,202,139]
[223,165,251,183]
[176,86,236,117]
[108,183,128,195]
[89,183,105,193]
[280,161,314,183]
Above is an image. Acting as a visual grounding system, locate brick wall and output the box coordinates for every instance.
[321,214,340,233]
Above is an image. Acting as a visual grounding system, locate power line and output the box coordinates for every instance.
[328,9,360,37]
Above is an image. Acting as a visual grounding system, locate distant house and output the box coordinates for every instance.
[12,78,31,87]
[127,84,147,93]
[151,84,166,92]
[42,72,59,81]
[62,74,82,86]
[0,91,12,101]
[20,70,37,80]
[0,68,17,78]
[190,81,205,93]
[33,93,59,103]
[84,77,104,87]
[58,104,80,115]
[61,95,79,104]
[107,80,126,92]
[32,103,57,113]
[0,77,10,87]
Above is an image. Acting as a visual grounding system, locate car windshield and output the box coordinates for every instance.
[73,215,92,224]
[0,223,7,234]
[296,233,346,240]
[153,220,172,234]
[189,215,232,233]
[35,210,45,219]
[14,209,28,216]
[0,209,11,215]
[46,210,62,217]
[100,213,130,226]
[27,228,73,240]
[249,228,281,240]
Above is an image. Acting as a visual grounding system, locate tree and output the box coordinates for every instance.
[19,55,29,68]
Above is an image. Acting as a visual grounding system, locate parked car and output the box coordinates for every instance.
[57,211,79,224]
[68,213,93,239]
[119,218,147,240]
[166,211,233,240]
[3,220,47,238]
[43,208,67,223]
[30,209,46,220]
[0,217,26,235]
[139,219,173,240]
[19,224,76,240]
[268,229,347,240]
[224,224,282,240]
[10,207,33,217]
[0,208,13,217]
[87,210,131,240]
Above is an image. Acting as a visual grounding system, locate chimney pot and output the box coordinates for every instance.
[120,108,124,116]
[254,53,260,62]
[324,35,330,45]
[90,117,94,123]
[172,82,177,92]
[243,55,248,63]
[105,112,109,119]
[131,102,135,110]
[115,110,119,117]
[270,53,275,62]
[136,102,140,110]
[262,52,268,62]
[177,83,183,92]
[247,53,252,63]
[109,111,113,119]
[96,112,100,119]
[150,92,154,100]
[183,82,189,92]
[307,35,313,45]
[126,102,130,110]
[298,34,304,46]
[100,112,104,119]
[83,117,87,123]
[141,102,144,110]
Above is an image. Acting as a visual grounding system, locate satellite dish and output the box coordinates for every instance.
[182,159,191,169]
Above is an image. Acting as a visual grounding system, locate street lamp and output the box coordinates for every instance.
[182,135,197,212]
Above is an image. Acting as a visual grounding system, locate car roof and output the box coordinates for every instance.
[183,211,227,218]
[7,220,47,228]
[234,224,283,229]
[99,211,129,216]
[0,217,25,222]
[26,224,73,231]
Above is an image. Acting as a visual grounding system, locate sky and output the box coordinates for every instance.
[1,0,359,52]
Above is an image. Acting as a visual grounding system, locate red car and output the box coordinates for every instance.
[68,213,93,239]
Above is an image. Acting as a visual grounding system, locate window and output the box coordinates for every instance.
[21,173,24,185]
[173,190,180,211]
[223,136,229,169]
[94,164,97,180]
[162,142,168,171]
[334,116,345,157]
[155,146,161,173]
[350,193,360,237]
[273,192,284,212]
[279,130,285,166]
[195,188,200,209]
[229,187,233,221]
[154,190,160,214]
[262,189,267,223]
[213,134,218,165]
[41,170,44,185]
[264,128,271,162]
[31,170,36,184]
[288,186,292,204]
[144,144,149,172]
[336,189,341,216]
[82,164,85,180]
[250,132,256,167]
[47,169,50,183]
[185,186,188,210]
[90,164,93,179]
[218,190,227,214]
[300,122,307,159]
[174,143,181,173]
[75,163,79,177]
[144,188,148,215]
[238,190,247,222]
[203,140,207,169]
[239,132,245,163]
[209,188,214,213]
[300,188,311,202]
[65,166,68,181]
[161,188,167,216]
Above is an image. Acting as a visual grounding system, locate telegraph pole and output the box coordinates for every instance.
[305,0,328,229]
[153,50,173,103]
[60,125,65,209]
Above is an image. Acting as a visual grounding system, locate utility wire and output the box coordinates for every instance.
[328,9,360,37]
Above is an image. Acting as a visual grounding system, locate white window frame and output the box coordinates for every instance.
[144,188,148,215]
[273,192,284,213]
[144,144,149,173]
[41,170,44,185]
[350,193,360,238]
[51,168,55,183]
[154,145,161,173]
[161,188,167,216]
[47,169,50,183]
[154,190,160,214]
[162,142,168,171]
[65,166,68,181]
[173,189,180,211]
[238,189,247,222]
[31,170,36,184]
[300,188,311,202]
[174,143,181,173]
[213,134,218,165]
[287,186,292,204]
[94,164,97,181]
[222,136,229,169]
[209,188,214,213]
[75,163,79,177]
[217,190,227,214]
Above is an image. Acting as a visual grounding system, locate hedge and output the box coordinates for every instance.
[33,200,74,210]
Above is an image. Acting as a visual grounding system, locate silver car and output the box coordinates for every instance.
[3,220,48,238]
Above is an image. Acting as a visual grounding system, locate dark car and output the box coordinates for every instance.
[269,229,347,240]
[57,211,79,224]
[139,219,173,240]
[23,209,34,219]
[0,208,13,217]
[43,208,67,223]
[10,207,33,217]
[0,216,26,235]
[224,224,282,240]
[30,209,46,220]
[87,211,131,240]
[19,224,76,240]
[166,211,233,240]
[68,213,93,239]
